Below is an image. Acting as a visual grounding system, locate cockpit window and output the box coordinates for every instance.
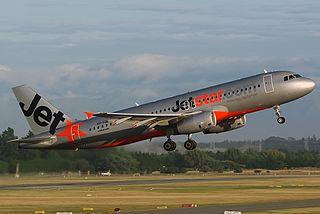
[284,74,302,82]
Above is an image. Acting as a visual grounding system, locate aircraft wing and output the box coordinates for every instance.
[93,111,202,127]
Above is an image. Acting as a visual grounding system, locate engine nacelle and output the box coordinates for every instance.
[203,115,246,134]
[176,111,216,134]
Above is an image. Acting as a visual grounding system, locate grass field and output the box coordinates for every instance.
[1,171,320,213]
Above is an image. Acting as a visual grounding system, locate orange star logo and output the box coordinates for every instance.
[57,120,87,142]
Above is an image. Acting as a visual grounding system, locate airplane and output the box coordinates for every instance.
[9,70,316,151]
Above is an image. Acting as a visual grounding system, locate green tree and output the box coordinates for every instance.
[261,150,286,169]
[0,127,18,162]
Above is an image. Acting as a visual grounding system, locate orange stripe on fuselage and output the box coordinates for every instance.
[214,107,266,123]
[99,130,166,148]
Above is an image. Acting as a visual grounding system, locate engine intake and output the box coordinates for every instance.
[176,111,216,134]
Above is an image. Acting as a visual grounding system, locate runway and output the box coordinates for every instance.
[130,198,320,214]
[1,175,320,213]
[0,175,314,190]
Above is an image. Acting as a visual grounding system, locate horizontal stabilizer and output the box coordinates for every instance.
[8,136,55,144]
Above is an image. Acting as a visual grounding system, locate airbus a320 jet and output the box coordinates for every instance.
[9,71,315,151]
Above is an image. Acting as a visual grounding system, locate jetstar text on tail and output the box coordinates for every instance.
[19,94,66,135]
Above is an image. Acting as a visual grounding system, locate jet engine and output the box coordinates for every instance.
[203,115,246,134]
[176,111,216,134]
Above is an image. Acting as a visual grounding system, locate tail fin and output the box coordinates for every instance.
[12,85,72,135]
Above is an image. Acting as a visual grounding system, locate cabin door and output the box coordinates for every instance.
[263,74,274,93]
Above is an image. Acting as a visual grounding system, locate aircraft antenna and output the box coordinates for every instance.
[264,69,268,73]
[135,102,140,107]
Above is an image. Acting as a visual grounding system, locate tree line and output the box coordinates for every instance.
[1,127,320,174]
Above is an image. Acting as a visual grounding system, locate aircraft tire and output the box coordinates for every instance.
[191,140,197,150]
[277,117,286,124]
[164,139,176,151]
[184,139,196,150]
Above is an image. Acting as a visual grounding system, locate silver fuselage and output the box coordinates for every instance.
[20,71,315,149]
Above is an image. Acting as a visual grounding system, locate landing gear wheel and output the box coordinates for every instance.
[171,141,176,151]
[163,139,176,151]
[184,139,197,150]
[277,116,286,124]
[274,105,286,125]
[191,140,197,150]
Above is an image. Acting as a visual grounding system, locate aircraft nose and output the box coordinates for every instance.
[304,78,316,93]
[302,78,316,94]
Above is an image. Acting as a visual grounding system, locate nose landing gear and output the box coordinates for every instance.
[274,105,286,124]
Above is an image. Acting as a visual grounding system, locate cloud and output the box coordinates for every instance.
[2,54,320,102]
[113,54,185,82]
[0,64,12,79]
[1,0,319,51]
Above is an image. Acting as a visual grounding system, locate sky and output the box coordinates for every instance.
[0,0,320,142]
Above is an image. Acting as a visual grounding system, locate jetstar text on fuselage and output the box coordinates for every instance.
[171,85,258,113]
[171,90,224,112]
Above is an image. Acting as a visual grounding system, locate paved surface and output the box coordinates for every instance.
[1,175,320,213]
[0,175,314,190]
[127,199,320,214]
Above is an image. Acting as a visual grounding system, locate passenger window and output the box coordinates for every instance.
[164,109,166,112]
[89,128,91,131]
[93,127,95,130]
[258,84,261,87]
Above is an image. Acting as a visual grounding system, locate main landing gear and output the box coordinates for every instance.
[163,134,197,151]
[163,138,176,151]
[274,105,286,124]
[184,134,197,150]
